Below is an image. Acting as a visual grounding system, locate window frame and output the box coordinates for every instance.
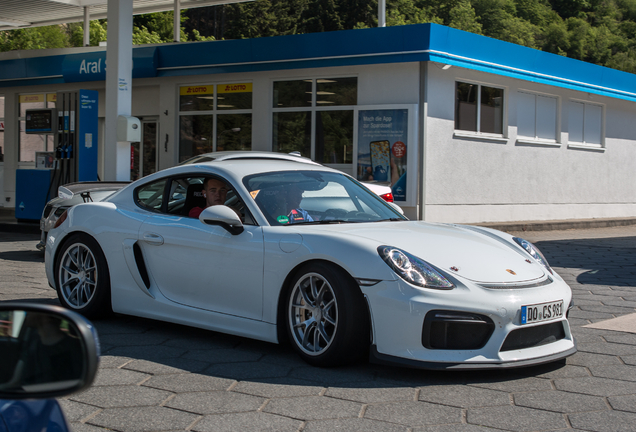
[271,76,358,167]
[177,82,253,163]
[516,90,561,147]
[567,99,605,151]
[454,80,507,142]
[0,94,4,164]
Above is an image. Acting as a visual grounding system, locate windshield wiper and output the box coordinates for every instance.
[375,218,405,222]
[291,219,350,225]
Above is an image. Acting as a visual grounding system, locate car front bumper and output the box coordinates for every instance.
[362,276,576,370]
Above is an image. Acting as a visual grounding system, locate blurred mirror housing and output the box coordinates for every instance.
[0,303,99,400]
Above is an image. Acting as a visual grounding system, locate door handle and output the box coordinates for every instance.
[143,232,164,245]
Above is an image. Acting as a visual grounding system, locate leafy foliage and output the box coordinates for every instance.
[3,0,636,73]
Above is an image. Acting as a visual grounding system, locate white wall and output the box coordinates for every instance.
[423,64,636,223]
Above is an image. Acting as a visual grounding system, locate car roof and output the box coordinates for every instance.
[179,151,320,166]
[143,158,342,186]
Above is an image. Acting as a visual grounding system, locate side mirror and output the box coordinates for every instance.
[388,202,405,215]
[199,205,244,235]
[0,303,99,400]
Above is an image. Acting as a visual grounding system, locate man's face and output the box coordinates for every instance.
[203,179,228,207]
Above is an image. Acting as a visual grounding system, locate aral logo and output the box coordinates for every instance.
[79,58,104,74]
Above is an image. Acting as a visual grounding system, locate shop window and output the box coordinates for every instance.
[455,82,504,135]
[178,83,252,162]
[568,101,603,146]
[18,93,56,162]
[272,77,357,165]
[517,92,558,142]
[0,95,4,162]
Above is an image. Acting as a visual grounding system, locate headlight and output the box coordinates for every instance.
[513,237,553,275]
[378,246,454,289]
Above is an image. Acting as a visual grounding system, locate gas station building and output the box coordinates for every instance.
[0,23,635,223]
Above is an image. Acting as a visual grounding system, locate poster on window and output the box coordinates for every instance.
[357,109,408,201]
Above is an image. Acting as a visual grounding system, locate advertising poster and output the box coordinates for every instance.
[357,109,408,201]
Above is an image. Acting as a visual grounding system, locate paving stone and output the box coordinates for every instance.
[588,364,636,381]
[92,367,150,386]
[102,344,187,359]
[418,384,510,408]
[568,410,636,432]
[182,348,263,363]
[162,334,238,350]
[364,401,461,427]
[191,412,302,432]
[232,377,324,398]
[577,342,636,356]
[97,355,133,369]
[288,366,375,384]
[70,384,173,408]
[467,376,551,393]
[204,361,292,380]
[565,351,624,367]
[69,423,114,432]
[263,395,362,421]
[513,390,607,413]
[467,405,567,432]
[99,331,170,346]
[608,394,636,413]
[325,382,416,403]
[518,364,590,379]
[143,373,234,392]
[57,399,102,422]
[603,333,636,345]
[623,355,636,366]
[123,357,211,374]
[554,376,636,396]
[87,406,200,432]
[413,425,506,432]
[165,391,265,415]
[304,417,408,432]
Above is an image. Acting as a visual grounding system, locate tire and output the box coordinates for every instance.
[286,262,370,367]
[55,233,112,319]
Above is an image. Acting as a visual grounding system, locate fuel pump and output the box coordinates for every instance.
[50,90,99,200]
[15,90,98,221]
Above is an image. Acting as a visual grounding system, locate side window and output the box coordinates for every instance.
[167,177,205,216]
[164,175,257,225]
[455,81,504,135]
[135,179,167,212]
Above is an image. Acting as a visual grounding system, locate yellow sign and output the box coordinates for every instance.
[47,94,57,102]
[218,83,252,93]
[19,94,44,104]
[180,85,214,96]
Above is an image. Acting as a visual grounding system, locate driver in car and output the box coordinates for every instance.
[286,185,313,224]
[189,178,229,218]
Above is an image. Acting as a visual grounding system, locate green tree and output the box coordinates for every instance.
[0,25,69,51]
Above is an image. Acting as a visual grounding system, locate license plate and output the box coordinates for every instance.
[521,300,564,324]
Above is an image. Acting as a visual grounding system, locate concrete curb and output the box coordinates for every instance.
[475,217,636,233]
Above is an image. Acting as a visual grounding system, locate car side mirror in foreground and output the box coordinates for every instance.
[199,205,244,235]
[0,303,99,400]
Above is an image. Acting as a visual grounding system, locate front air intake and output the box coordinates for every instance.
[500,321,565,351]
[422,310,495,350]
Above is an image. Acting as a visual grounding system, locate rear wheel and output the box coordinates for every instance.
[55,233,112,319]
[286,262,369,367]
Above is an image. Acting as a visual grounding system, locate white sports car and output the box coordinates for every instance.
[44,159,576,369]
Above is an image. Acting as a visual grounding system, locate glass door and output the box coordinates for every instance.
[131,119,158,181]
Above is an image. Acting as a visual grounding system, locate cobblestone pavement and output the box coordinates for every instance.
[1,225,635,432]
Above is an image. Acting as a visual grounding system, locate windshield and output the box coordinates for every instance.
[243,171,405,226]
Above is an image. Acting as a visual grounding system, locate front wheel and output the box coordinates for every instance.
[55,233,112,319]
[286,262,369,367]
